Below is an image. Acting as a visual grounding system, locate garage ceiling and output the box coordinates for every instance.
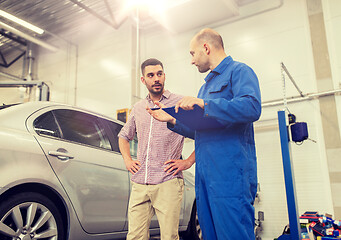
[0,0,278,68]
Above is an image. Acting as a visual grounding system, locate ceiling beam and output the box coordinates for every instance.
[0,71,23,81]
[0,50,26,68]
[0,29,27,46]
[0,80,43,87]
[69,0,120,29]
[0,21,58,52]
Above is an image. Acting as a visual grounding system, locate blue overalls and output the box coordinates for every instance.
[169,56,261,240]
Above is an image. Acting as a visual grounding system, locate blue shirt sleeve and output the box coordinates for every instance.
[167,121,195,140]
[203,65,261,126]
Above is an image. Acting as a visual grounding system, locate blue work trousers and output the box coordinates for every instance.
[195,169,256,240]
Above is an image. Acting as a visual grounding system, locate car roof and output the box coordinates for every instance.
[0,101,124,131]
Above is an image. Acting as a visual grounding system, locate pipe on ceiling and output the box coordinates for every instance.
[0,80,43,87]
[262,88,341,108]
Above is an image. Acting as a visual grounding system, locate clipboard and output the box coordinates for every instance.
[152,105,224,131]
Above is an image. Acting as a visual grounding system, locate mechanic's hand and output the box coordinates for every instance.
[174,96,204,113]
[164,159,192,176]
[146,101,176,124]
[125,159,141,174]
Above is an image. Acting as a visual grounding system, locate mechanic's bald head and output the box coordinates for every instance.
[192,28,224,50]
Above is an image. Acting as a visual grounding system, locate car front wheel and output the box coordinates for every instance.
[0,192,65,240]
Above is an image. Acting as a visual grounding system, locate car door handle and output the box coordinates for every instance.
[48,150,74,160]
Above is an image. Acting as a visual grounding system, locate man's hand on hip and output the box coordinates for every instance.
[125,159,141,174]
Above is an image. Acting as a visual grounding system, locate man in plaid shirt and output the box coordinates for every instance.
[118,58,194,240]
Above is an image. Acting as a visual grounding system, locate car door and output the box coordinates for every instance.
[27,107,130,234]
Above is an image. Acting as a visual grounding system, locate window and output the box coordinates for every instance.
[104,120,122,153]
[33,111,61,138]
[53,109,111,150]
[130,136,138,158]
[105,120,138,156]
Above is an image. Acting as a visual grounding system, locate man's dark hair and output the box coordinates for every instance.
[141,58,164,76]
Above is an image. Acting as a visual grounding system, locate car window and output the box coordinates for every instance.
[53,109,112,151]
[105,120,138,157]
[33,111,62,138]
[130,136,138,158]
[103,120,122,153]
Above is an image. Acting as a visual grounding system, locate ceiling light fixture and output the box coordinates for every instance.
[0,9,44,34]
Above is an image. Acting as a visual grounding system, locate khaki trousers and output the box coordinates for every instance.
[126,178,184,240]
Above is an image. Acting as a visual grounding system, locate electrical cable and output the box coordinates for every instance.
[281,62,291,114]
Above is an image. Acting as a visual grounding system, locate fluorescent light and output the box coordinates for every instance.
[0,9,44,34]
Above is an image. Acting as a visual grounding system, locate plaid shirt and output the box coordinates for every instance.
[118,90,184,185]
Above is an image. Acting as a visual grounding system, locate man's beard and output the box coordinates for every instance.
[148,84,164,95]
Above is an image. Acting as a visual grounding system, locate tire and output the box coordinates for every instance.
[0,192,65,240]
[183,202,203,240]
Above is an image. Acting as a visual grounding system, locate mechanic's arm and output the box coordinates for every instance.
[203,66,261,125]
[174,67,261,127]
[164,151,195,176]
[119,137,141,174]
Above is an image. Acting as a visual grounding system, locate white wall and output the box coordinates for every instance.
[35,18,134,118]
[1,0,341,239]
[324,0,341,143]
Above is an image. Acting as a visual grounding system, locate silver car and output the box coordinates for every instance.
[0,101,201,240]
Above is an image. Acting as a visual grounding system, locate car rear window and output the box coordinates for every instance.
[33,111,62,138]
[102,119,122,153]
[53,109,112,151]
